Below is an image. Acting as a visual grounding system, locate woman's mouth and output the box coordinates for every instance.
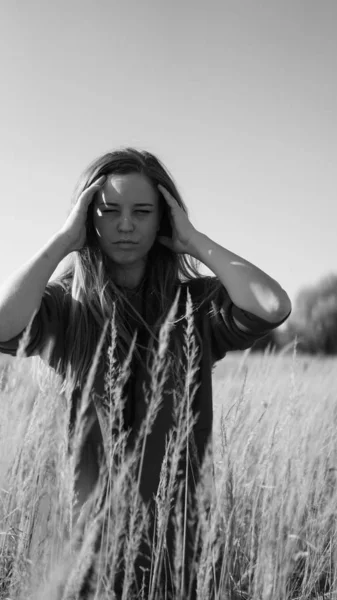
[114,242,138,248]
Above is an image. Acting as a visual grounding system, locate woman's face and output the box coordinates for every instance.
[92,172,162,266]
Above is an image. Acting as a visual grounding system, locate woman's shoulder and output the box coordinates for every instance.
[46,274,73,300]
[177,275,222,311]
[179,275,220,297]
[38,276,74,325]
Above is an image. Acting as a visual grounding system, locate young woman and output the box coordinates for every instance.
[0,148,291,598]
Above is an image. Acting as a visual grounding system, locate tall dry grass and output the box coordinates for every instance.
[0,294,337,599]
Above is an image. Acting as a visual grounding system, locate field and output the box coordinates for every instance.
[1,345,337,599]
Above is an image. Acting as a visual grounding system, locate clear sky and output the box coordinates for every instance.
[0,0,336,304]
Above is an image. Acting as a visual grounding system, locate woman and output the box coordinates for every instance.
[0,148,291,598]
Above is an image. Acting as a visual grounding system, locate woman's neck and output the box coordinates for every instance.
[115,267,147,290]
[109,260,147,290]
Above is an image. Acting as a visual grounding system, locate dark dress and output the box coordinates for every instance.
[0,275,290,598]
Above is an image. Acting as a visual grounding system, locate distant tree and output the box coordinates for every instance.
[283,274,337,355]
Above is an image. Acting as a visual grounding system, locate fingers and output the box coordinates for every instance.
[158,184,178,207]
[79,175,107,207]
[92,174,107,187]
[89,175,107,194]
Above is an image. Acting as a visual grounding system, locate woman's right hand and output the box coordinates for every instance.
[59,175,106,252]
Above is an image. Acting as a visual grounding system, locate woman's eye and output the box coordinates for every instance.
[103,210,151,215]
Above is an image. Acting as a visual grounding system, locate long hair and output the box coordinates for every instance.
[54,148,213,396]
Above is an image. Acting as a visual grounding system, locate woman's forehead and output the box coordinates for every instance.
[95,173,158,207]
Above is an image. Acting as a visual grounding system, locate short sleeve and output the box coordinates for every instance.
[0,281,69,369]
[190,276,291,363]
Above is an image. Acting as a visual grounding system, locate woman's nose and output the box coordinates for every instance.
[118,216,134,231]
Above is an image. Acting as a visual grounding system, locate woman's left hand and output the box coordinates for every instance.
[157,184,200,254]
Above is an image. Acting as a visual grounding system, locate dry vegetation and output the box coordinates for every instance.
[1,299,337,599]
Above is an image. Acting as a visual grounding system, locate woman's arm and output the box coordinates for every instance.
[188,232,291,324]
[0,233,72,341]
[0,174,106,342]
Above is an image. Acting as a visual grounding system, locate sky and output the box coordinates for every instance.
[0,0,336,305]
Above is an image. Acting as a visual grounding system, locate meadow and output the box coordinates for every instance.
[0,322,337,599]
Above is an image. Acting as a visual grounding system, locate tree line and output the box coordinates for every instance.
[251,274,337,355]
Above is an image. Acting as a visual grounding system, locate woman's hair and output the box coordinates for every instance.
[54,147,212,395]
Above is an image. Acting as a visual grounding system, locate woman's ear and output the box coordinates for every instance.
[86,197,98,246]
[158,190,165,216]
[157,201,173,238]
[157,204,163,231]
[156,190,164,232]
